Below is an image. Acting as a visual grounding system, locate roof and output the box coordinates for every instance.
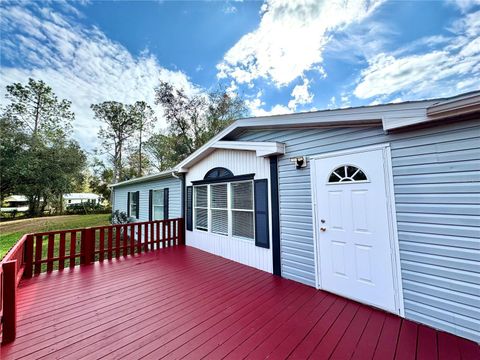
[4,195,28,202]
[63,193,101,200]
[109,169,177,188]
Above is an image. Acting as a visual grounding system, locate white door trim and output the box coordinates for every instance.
[310,143,405,316]
[309,143,391,160]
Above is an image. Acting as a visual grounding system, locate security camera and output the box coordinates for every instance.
[290,156,307,169]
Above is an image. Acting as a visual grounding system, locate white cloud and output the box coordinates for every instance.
[245,93,290,116]
[217,0,384,87]
[354,10,480,100]
[0,3,199,153]
[253,104,291,116]
[288,77,313,110]
[447,0,480,12]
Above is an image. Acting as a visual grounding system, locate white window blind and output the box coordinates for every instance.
[152,190,164,220]
[129,192,138,218]
[192,180,254,240]
[210,184,228,235]
[194,186,208,230]
[231,181,254,239]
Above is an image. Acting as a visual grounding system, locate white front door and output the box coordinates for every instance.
[312,147,398,314]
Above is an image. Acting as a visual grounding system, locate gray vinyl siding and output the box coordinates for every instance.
[112,177,182,221]
[236,118,480,342]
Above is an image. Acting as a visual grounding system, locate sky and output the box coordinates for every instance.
[1,0,479,153]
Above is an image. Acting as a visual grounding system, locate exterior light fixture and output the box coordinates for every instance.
[290,156,307,169]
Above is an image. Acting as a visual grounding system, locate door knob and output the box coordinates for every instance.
[320,227,326,232]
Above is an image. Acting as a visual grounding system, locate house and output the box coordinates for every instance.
[110,90,480,343]
[1,195,29,212]
[63,193,102,206]
[110,172,182,221]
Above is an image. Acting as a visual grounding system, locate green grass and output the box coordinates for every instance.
[0,214,111,259]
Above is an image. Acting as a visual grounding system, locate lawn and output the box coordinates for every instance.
[0,214,111,259]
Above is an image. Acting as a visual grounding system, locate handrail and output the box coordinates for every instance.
[0,218,184,345]
[0,234,29,345]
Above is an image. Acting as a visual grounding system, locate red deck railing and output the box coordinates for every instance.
[0,218,184,345]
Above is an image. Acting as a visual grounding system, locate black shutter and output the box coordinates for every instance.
[254,179,269,249]
[163,188,169,220]
[135,191,140,219]
[127,192,131,217]
[270,156,281,276]
[148,190,153,221]
[186,186,193,231]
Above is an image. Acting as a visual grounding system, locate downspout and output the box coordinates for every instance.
[171,171,186,245]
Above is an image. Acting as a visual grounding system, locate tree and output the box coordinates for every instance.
[91,101,138,182]
[89,158,114,202]
[201,87,247,145]
[153,82,247,167]
[4,78,73,142]
[123,151,152,180]
[130,101,155,177]
[144,131,178,171]
[0,116,28,202]
[1,79,86,216]
[16,140,86,214]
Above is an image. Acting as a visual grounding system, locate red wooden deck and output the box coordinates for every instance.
[2,246,478,359]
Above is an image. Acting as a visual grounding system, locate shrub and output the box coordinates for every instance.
[110,210,134,224]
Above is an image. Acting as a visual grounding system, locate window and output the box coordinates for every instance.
[204,167,234,180]
[193,181,255,240]
[152,190,164,220]
[231,181,254,239]
[328,165,368,183]
[194,186,208,230]
[129,192,138,218]
[210,184,228,235]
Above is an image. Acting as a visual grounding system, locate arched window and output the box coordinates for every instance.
[328,165,368,183]
[204,167,234,180]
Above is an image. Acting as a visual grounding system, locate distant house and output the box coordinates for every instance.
[1,195,29,212]
[111,90,480,343]
[63,193,102,207]
[1,193,102,213]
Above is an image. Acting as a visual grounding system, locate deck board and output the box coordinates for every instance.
[1,246,478,359]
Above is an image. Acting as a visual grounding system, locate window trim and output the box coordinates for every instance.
[191,173,254,186]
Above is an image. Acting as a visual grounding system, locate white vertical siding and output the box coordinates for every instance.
[236,118,480,342]
[185,149,273,273]
[112,176,182,221]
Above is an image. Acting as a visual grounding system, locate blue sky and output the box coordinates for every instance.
[1,0,479,152]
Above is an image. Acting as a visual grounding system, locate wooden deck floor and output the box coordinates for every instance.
[2,246,478,359]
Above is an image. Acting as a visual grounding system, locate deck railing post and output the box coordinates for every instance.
[2,260,17,344]
[178,219,185,245]
[23,234,34,279]
[81,228,95,266]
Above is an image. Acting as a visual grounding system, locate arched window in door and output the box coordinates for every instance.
[328,165,368,183]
